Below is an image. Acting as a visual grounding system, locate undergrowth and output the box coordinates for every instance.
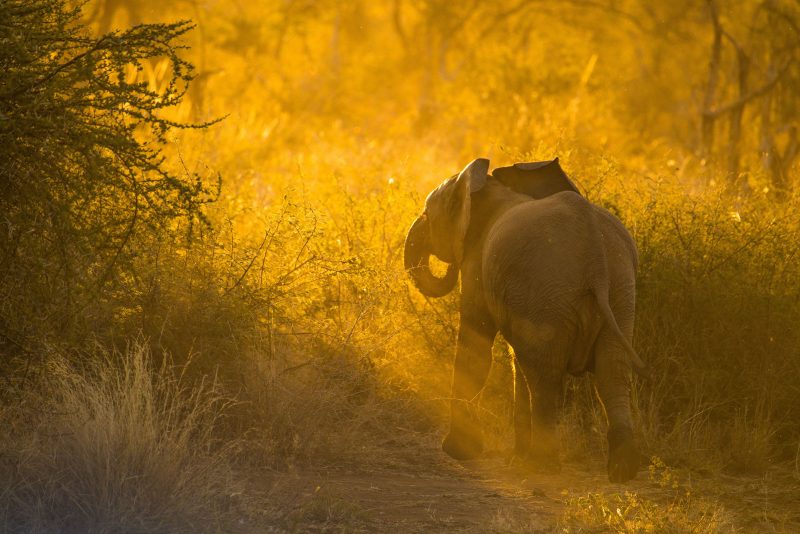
[0,342,239,533]
[559,457,734,533]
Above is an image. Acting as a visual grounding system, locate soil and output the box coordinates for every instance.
[239,436,800,532]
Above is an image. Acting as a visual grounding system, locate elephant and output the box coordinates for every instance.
[403,157,645,483]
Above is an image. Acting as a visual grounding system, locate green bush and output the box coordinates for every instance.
[0,0,217,356]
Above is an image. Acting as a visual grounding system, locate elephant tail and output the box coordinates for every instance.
[592,285,649,378]
[586,205,648,378]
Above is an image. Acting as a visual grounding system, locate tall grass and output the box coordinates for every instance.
[0,342,239,533]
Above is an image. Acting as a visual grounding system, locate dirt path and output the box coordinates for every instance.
[245,440,800,532]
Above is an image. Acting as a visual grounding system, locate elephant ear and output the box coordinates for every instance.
[491,157,581,199]
[425,158,489,264]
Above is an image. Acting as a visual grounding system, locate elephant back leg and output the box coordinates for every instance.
[593,293,640,482]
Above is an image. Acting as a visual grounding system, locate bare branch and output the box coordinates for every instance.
[704,59,791,118]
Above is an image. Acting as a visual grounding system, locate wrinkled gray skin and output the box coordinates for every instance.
[404,158,644,483]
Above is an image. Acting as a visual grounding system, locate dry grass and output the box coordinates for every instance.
[559,458,734,533]
[0,342,242,533]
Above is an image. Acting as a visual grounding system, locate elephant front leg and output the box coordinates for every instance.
[442,316,495,461]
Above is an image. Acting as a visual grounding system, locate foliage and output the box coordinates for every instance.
[624,182,800,470]
[0,0,218,355]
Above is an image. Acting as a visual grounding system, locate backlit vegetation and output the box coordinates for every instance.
[560,457,733,532]
[1,0,799,530]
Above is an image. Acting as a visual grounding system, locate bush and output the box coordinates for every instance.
[0,0,217,356]
[623,183,800,471]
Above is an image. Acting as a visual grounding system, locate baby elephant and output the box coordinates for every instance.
[404,158,644,482]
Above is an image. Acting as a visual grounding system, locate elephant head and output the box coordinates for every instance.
[404,157,584,297]
[403,158,489,297]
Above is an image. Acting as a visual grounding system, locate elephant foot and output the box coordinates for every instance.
[607,426,639,483]
[442,429,483,461]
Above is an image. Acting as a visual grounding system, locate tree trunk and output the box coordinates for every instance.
[760,81,784,194]
[727,47,750,195]
[701,0,723,179]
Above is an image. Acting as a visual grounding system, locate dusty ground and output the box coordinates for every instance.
[241,438,800,532]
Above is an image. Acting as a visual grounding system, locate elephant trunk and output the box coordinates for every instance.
[404,216,459,297]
